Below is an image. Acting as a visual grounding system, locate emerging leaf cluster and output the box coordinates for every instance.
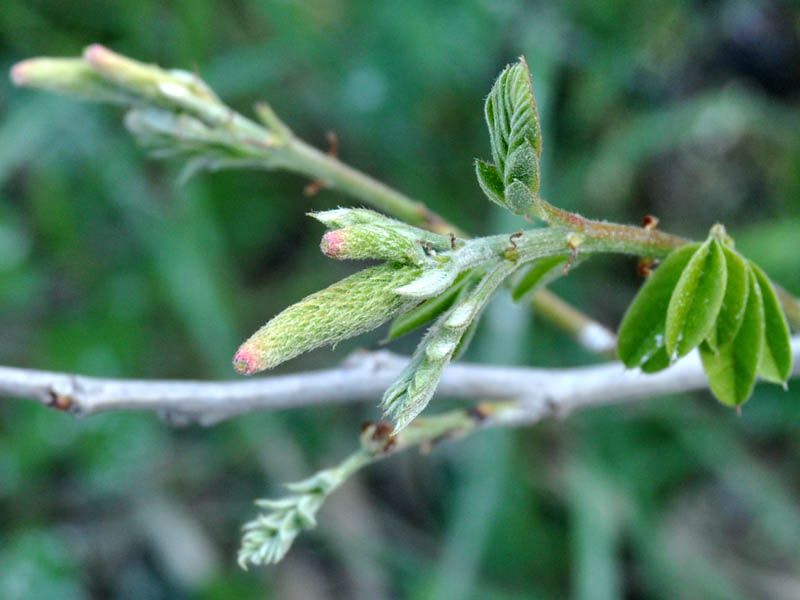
[618,227,792,406]
[475,57,542,216]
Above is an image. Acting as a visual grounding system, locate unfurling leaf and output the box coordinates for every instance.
[485,56,542,166]
[700,267,765,407]
[665,237,727,360]
[750,262,793,383]
[233,263,420,374]
[617,244,699,368]
[476,57,542,215]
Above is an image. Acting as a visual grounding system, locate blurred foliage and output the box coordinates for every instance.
[1,1,799,598]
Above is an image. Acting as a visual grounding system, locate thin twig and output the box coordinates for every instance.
[2,337,798,426]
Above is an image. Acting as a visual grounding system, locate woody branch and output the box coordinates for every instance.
[1,336,798,426]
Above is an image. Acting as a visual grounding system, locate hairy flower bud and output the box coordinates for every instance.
[320,225,427,265]
[310,208,455,253]
[233,263,421,375]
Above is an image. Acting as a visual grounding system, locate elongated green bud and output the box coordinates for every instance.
[83,44,218,103]
[320,224,427,265]
[81,45,234,127]
[233,263,421,375]
[10,57,132,103]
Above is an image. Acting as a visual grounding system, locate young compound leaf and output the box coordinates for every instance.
[699,267,765,407]
[617,243,700,369]
[707,245,749,351]
[750,262,793,383]
[665,238,727,360]
[511,255,568,301]
[477,57,542,215]
[485,57,541,167]
[382,261,515,431]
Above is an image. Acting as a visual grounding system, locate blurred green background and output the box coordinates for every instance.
[1,1,799,598]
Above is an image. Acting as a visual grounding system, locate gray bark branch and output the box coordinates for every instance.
[1,337,798,426]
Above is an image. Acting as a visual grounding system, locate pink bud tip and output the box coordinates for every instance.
[83,44,114,67]
[233,347,261,375]
[10,61,30,86]
[320,230,345,257]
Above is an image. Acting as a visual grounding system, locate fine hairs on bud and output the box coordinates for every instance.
[233,263,421,375]
[319,225,427,265]
[310,208,455,253]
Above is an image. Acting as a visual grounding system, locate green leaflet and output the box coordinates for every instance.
[511,255,568,301]
[699,267,765,407]
[617,243,700,368]
[750,262,793,383]
[665,238,727,360]
[385,272,476,341]
[640,347,670,373]
[475,159,505,208]
[707,245,749,351]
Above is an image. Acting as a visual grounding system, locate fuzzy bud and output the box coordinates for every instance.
[310,208,455,253]
[233,263,421,375]
[320,225,426,265]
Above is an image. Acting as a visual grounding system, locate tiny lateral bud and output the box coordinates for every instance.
[642,214,659,230]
